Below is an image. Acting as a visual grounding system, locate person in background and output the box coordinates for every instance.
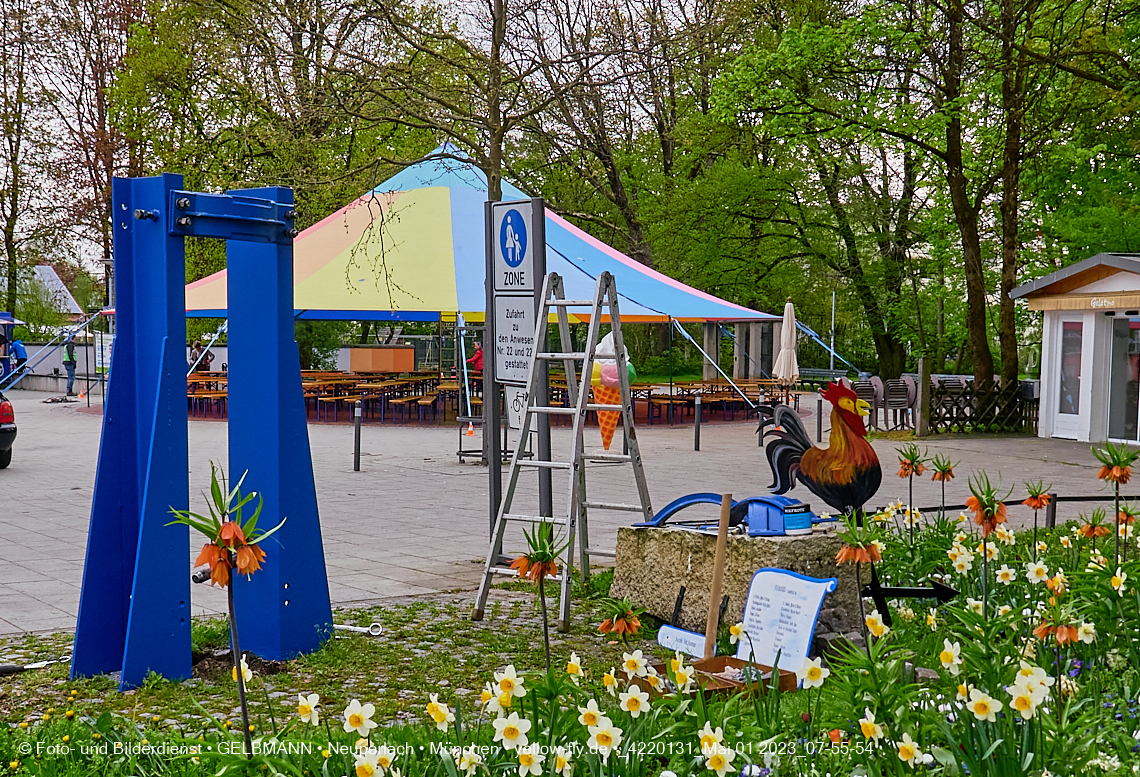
[12,339,27,376]
[63,333,77,396]
[198,341,214,372]
[0,331,8,379]
[466,342,484,372]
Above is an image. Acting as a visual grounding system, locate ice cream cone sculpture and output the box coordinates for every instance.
[593,385,622,449]
[590,332,636,450]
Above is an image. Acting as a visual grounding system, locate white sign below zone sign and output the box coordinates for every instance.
[494,295,536,384]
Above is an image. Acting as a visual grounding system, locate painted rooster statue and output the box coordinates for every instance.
[760,381,882,518]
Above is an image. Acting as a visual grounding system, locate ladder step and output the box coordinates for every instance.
[582,548,616,558]
[538,352,587,359]
[586,403,622,412]
[518,460,572,469]
[490,567,566,582]
[547,300,594,307]
[504,514,569,526]
[583,453,632,462]
[584,501,645,512]
[529,406,577,415]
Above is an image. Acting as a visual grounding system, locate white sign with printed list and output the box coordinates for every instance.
[494,295,536,385]
[734,568,837,673]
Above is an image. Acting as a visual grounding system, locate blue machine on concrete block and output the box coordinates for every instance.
[634,492,833,536]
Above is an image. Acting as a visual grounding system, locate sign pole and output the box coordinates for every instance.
[487,197,547,544]
[485,201,502,543]
[531,198,551,520]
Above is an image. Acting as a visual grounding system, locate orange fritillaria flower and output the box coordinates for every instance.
[1033,621,1078,646]
[898,460,927,478]
[835,544,882,565]
[931,467,955,482]
[1099,465,1133,485]
[968,498,1008,538]
[196,542,224,570]
[1118,511,1135,526]
[210,557,232,587]
[510,556,558,582]
[1023,494,1051,511]
[195,542,232,588]
[598,611,641,636]
[234,544,266,577]
[1078,524,1110,539]
[218,521,247,549]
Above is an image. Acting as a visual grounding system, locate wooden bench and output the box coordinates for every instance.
[316,394,361,422]
[418,392,440,423]
[388,394,422,423]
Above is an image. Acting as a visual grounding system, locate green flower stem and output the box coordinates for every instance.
[226,568,254,759]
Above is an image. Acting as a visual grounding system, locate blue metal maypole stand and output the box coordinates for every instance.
[71,174,332,689]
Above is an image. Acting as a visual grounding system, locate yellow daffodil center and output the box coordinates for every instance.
[582,711,598,725]
[701,735,717,750]
[709,754,726,770]
[519,754,534,766]
[432,709,447,723]
[596,732,612,747]
[627,697,641,711]
[899,744,914,760]
[378,756,392,768]
[975,701,990,715]
[298,704,311,717]
[603,674,616,686]
[625,659,638,672]
[567,663,580,674]
[807,667,822,681]
[556,756,567,769]
[504,726,519,740]
[356,766,374,777]
[500,678,515,693]
[1113,575,1124,587]
[860,721,877,738]
[348,714,363,728]
[1015,695,1031,711]
[498,693,512,708]
[940,650,955,664]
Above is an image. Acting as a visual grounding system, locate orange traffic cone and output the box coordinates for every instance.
[593,385,622,449]
[465,422,475,436]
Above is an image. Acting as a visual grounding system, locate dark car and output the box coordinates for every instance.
[0,389,14,468]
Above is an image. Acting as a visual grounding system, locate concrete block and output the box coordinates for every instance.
[610,525,859,637]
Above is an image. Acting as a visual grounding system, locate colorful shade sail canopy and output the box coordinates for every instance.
[185,149,775,323]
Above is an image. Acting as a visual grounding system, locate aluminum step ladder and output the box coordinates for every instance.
[471,271,653,631]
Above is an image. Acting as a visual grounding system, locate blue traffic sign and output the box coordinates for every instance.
[499,209,527,268]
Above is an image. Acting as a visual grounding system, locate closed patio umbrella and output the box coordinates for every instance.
[773,297,799,399]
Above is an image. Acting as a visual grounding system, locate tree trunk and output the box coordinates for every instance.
[998,0,1026,386]
[945,0,995,384]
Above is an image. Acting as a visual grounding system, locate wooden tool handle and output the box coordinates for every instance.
[704,493,732,659]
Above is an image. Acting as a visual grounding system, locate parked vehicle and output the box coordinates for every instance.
[0,390,15,468]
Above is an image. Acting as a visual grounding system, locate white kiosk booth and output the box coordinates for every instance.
[1011,252,1140,442]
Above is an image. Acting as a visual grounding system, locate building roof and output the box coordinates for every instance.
[1010,253,1140,299]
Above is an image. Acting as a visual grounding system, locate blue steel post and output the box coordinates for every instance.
[72,174,191,688]
[227,186,333,658]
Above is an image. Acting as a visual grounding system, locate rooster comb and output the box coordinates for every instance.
[820,381,856,405]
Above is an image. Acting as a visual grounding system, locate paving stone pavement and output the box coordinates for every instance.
[0,388,1115,636]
